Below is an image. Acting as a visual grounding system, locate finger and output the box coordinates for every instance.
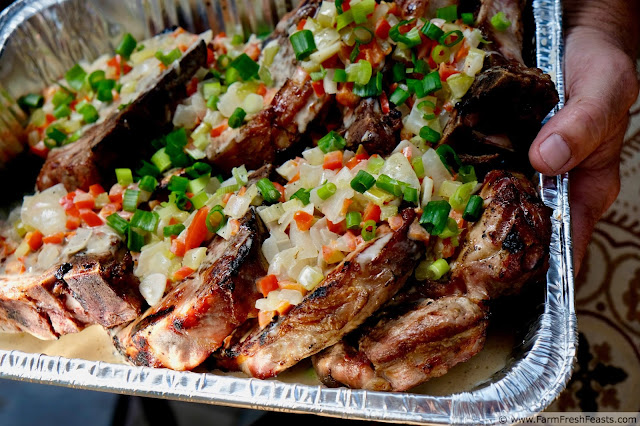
[529,38,638,176]
[569,119,627,272]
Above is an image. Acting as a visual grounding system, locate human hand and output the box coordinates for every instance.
[528,0,640,273]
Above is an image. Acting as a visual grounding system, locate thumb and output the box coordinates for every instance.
[529,40,638,176]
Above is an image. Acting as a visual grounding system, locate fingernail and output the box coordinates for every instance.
[539,133,571,173]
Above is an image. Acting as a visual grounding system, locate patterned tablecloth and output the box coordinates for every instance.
[545,72,640,413]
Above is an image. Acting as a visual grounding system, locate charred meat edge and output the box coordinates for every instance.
[0,247,142,340]
[215,208,423,379]
[313,295,488,391]
[37,40,208,192]
[113,207,267,370]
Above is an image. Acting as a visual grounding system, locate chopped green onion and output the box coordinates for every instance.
[164,223,185,237]
[389,19,422,48]
[403,186,419,204]
[106,213,129,234]
[426,258,449,280]
[203,81,221,99]
[353,26,374,44]
[462,12,475,26]
[420,200,451,235]
[77,103,99,123]
[421,71,442,96]
[172,191,192,211]
[115,168,133,186]
[317,182,337,200]
[349,42,361,63]
[310,67,327,82]
[392,63,406,82]
[190,191,209,209]
[431,44,449,64]
[53,104,71,119]
[361,220,377,241]
[188,174,210,195]
[376,174,403,197]
[413,58,428,75]
[389,86,410,106]
[491,11,511,31]
[411,157,425,178]
[318,131,346,153]
[346,211,362,229]
[206,95,219,110]
[215,184,240,197]
[45,127,67,145]
[231,33,244,45]
[436,5,458,22]
[115,33,137,59]
[68,129,83,143]
[350,170,376,193]
[420,126,441,143]
[366,155,384,174]
[346,60,372,86]
[228,107,246,128]
[88,70,106,91]
[52,90,73,107]
[463,195,483,222]
[257,178,281,204]
[230,53,260,80]
[65,64,87,91]
[168,175,189,193]
[449,181,476,212]
[127,228,145,252]
[457,165,477,183]
[17,93,43,110]
[95,79,115,102]
[290,188,311,205]
[290,30,317,61]
[151,148,172,172]
[336,0,344,14]
[333,69,348,83]
[155,48,181,66]
[439,30,464,47]
[186,162,212,179]
[232,165,249,185]
[439,217,460,238]
[351,0,375,24]
[139,175,158,192]
[122,189,140,212]
[421,22,444,41]
[435,144,462,172]
[130,209,159,232]
[206,205,226,233]
[353,72,382,97]
[336,10,354,31]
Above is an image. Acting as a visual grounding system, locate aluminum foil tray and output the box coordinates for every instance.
[0,0,576,423]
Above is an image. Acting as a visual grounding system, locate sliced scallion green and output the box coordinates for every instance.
[77,103,99,123]
[361,219,377,241]
[289,30,317,61]
[318,131,346,153]
[122,189,140,212]
[463,195,483,222]
[228,107,246,128]
[436,5,458,22]
[257,178,281,204]
[421,21,444,41]
[350,170,376,193]
[65,64,87,91]
[346,211,362,229]
[106,213,129,235]
[420,200,451,235]
[130,209,159,232]
[420,126,441,143]
[317,182,337,200]
[290,188,311,205]
[17,93,43,110]
[115,168,133,186]
[115,33,137,59]
[155,48,181,66]
[491,11,511,31]
[206,205,226,233]
[230,53,259,80]
[139,175,158,192]
[163,223,185,237]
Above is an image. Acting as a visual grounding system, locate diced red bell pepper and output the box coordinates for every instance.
[257,274,279,297]
[184,206,210,252]
[79,209,103,227]
[323,150,344,170]
[363,202,381,223]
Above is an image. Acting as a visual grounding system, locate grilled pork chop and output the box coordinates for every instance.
[313,295,488,391]
[476,0,527,65]
[36,41,208,192]
[113,207,267,370]
[0,237,142,340]
[206,0,330,173]
[450,169,551,298]
[215,208,423,379]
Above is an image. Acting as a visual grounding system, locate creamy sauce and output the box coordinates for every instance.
[0,325,514,395]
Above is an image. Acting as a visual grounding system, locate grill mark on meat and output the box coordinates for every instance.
[502,227,524,253]
[114,208,267,370]
[215,208,424,379]
[36,41,207,192]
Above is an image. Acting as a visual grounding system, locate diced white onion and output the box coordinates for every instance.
[183,247,207,270]
[421,177,434,206]
[37,244,61,270]
[298,265,324,291]
[421,148,453,194]
[62,228,92,256]
[302,147,325,166]
[139,273,167,306]
[21,184,68,236]
[380,152,421,191]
